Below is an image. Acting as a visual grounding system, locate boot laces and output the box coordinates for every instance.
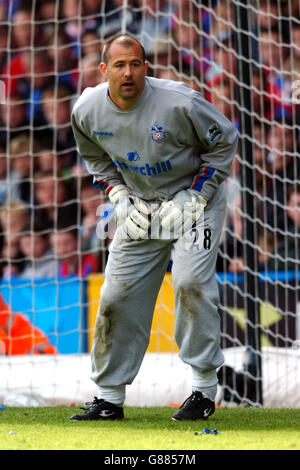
[80,396,104,411]
[180,391,202,409]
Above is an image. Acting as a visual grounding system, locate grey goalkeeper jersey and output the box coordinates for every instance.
[71,77,238,202]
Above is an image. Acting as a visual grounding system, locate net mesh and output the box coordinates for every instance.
[0,0,299,407]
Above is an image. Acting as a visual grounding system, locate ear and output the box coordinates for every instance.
[144,61,149,75]
[100,62,107,79]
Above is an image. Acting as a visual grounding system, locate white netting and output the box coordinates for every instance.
[0,0,299,407]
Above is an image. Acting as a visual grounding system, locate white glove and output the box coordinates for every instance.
[159,189,207,236]
[108,184,153,239]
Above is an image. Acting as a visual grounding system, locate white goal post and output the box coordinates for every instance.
[0,0,299,408]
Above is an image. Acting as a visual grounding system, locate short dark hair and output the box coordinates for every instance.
[102,34,145,64]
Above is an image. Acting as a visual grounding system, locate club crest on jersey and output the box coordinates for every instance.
[151,124,167,143]
[206,122,223,143]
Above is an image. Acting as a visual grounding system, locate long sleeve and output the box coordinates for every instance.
[71,111,124,193]
[188,93,239,201]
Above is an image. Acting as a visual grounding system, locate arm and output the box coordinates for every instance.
[188,92,239,201]
[71,112,124,195]
[71,111,152,240]
[159,92,238,236]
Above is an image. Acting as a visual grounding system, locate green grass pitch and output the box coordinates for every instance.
[0,406,299,451]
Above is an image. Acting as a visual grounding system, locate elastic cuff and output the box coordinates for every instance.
[98,385,126,406]
[193,384,217,401]
[191,367,218,388]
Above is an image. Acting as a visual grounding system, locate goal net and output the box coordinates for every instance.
[0,0,300,408]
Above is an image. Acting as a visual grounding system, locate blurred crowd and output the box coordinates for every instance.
[0,0,299,281]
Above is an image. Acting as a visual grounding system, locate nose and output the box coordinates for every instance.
[124,64,132,77]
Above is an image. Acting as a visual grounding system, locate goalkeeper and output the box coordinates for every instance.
[70,34,238,421]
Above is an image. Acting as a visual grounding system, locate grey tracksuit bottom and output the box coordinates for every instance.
[91,186,226,389]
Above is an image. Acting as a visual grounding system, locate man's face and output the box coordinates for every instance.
[20,234,48,259]
[51,232,77,258]
[43,98,70,125]
[259,32,281,69]
[100,41,148,110]
[35,177,55,205]
[292,28,300,59]
[267,124,294,170]
[12,11,32,48]
[1,99,27,128]
[287,192,300,227]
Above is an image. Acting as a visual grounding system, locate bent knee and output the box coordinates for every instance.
[174,278,219,306]
[100,278,132,310]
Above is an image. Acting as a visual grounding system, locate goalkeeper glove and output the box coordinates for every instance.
[108,184,153,239]
[159,189,207,236]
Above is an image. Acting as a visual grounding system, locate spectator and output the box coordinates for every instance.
[0,96,48,147]
[221,118,299,273]
[134,0,175,56]
[265,118,297,179]
[0,2,5,21]
[0,138,21,204]
[0,200,29,240]
[2,47,29,99]
[83,0,103,17]
[80,175,114,264]
[258,25,292,120]
[0,24,9,74]
[20,51,57,124]
[36,147,65,177]
[222,183,300,275]
[36,0,58,34]
[41,84,77,167]
[81,0,111,33]
[79,53,105,90]
[288,0,300,18]
[251,66,270,120]
[0,200,29,278]
[33,170,79,231]
[1,0,21,21]
[0,293,57,355]
[19,220,57,279]
[156,68,180,81]
[205,31,236,93]
[252,120,273,207]
[274,185,300,271]
[41,85,74,131]
[209,74,237,125]
[93,0,138,39]
[221,224,281,274]
[11,3,43,52]
[9,133,37,204]
[61,0,83,41]
[256,0,283,30]
[210,1,235,42]
[172,15,204,76]
[44,25,79,91]
[51,226,99,277]
[258,26,289,72]
[62,0,122,42]
[3,49,57,125]
[284,20,300,83]
[217,120,272,273]
[0,95,29,141]
[0,94,51,152]
[157,66,201,92]
[81,29,102,57]
[256,0,290,46]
